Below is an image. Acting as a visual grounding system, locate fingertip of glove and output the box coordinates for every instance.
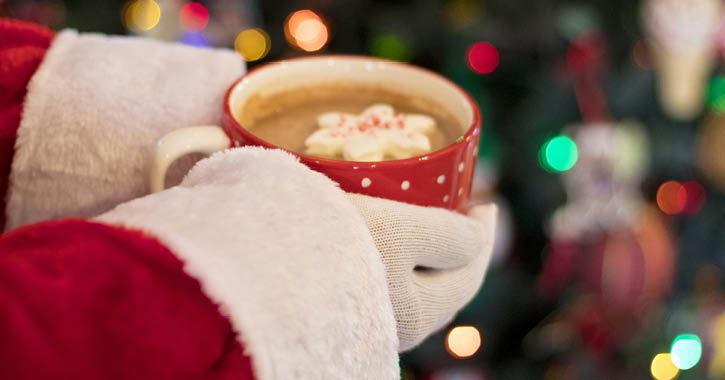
[468,203,498,253]
[467,203,497,224]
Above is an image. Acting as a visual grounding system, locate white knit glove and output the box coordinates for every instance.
[96,148,495,378]
[5,30,244,230]
[349,194,495,351]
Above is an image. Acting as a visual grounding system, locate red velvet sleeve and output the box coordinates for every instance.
[0,219,255,379]
[0,19,54,231]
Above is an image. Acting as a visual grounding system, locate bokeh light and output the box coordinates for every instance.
[445,326,481,358]
[556,4,598,41]
[656,181,686,215]
[655,180,705,215]
[444,0,480,30]
[369,34,411,62]
[711,313,725,378]
[707,75,725,113]
[467,42,499,74]
[651,353,680,380]
[680,181,706,214]
[285,10,329,52]
[671,334,702,370]
[632,40,653,70]
[179,32,208,48]
[122,0,161,32]
[235,28,271,62]
[698,114,725,191]
[179,2,209,32]
[539,135,578,173]
[14,2,66,28]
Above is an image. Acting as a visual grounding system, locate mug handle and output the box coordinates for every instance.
[149,125,231,193]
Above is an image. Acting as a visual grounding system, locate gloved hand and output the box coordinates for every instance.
[350,194,495,350]
[92,147,496,377]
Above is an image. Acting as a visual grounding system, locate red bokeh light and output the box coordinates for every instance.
[180,2,209,32]
[467,42,499,74]
[680,181,706,214]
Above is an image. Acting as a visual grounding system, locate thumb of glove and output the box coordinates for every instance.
[348,194,497,351]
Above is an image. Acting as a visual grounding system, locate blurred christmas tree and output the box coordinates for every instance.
[3,0,724,378]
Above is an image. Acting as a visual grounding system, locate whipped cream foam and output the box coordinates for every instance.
[304,104,437,161]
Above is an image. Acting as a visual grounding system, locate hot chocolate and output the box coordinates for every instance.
[240,84,462,161]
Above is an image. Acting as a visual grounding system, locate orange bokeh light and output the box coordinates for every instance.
[445,326,481,358]
[656,181,686,215]
[285,9,328,52]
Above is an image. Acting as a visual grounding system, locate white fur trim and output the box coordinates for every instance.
[96,148,400,379]
[6,30,244,231]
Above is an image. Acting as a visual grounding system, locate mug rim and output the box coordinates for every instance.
[222,55,482,169]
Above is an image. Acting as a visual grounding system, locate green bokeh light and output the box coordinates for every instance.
[369,34,411,62]
[539,135,578,172]
[707,76,725,113]
[670,334,702,370]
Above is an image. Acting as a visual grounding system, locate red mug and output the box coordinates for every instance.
[150,56,481,212]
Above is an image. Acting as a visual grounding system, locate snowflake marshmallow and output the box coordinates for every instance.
[304,104,437,161]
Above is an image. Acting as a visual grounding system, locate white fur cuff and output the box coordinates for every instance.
[6,30,245,231]
[97,148,400,380]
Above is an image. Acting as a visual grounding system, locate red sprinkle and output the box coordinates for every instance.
[321,109,419,142]
[396,115,406,128]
